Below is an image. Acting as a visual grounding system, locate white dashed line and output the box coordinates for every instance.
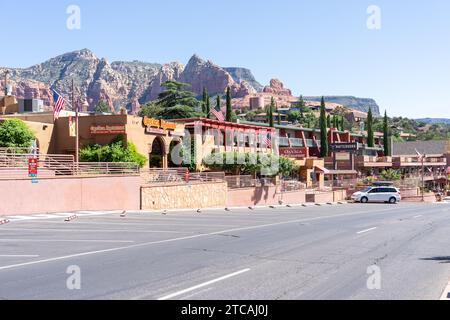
[156,268,251,301]
[357,227,377,235]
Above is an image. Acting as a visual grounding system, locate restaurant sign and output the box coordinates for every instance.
[279,147,308,159]
[143,117,177,135]
[90,124,126,135]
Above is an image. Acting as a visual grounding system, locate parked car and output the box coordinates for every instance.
[351,186,401,204]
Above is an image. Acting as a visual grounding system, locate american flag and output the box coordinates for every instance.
[212,103,225,122]
[415,148,425,162]
[261,132,272,148]
[52,90,66,119]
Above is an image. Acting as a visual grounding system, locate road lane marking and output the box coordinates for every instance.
[0,205,438,272]
[357,227,377,235]
[0,228,192,234]
[0,239,134,243]
[0,255,39,258]
[25,221,239,228]
[440,280,450,300]
[156,268,250,301]
[413,215,423,219]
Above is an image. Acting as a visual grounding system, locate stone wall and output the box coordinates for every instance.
[141,182,227,210]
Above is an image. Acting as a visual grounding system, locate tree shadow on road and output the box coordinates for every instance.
[420,256,450,264]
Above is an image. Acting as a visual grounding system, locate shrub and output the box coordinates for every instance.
[80,135,147,168]
[0,119,35,148]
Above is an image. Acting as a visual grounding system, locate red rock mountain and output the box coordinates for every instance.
[0,50,260,113]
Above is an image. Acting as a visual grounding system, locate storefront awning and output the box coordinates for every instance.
[314,165,330,174]
[325,170,358,176]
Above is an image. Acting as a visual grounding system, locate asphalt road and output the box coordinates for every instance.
[0,203,449,300]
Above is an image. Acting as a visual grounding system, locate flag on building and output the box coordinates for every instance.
[69,116,76,137]
[212,103,225,122]
[52,90,66,119]
[262,132,272,148]
[415,148,425,162]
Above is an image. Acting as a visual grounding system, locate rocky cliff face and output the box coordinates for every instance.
[263,79,292,96]
[223,67,263,92]
[304,96,381,116]
[1,50,255,113]
[0,49,161,112]
[0,49,381,116]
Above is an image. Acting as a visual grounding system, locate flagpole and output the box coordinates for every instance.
[421,156,425,202]
[71,79,79,165]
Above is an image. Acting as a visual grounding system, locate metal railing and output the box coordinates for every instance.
[225,175,278,189]
[141,168,225,185]
[0,152,140,179]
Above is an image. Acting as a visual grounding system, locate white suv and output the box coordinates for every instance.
[352,186,401,204]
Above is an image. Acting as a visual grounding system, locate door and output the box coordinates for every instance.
[367,188,382,202]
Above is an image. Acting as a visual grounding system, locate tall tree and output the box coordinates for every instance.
[276,103,281,125]
[205,91,211,119]
[225,86,233,122]
[202,87,208,115]
[216,95,221,115]
[298,95,305,119]
[367,107,374,148]
[319,97,329,157]
[327,114,331,128]
[268,97,275,127]
[383,110,390,156]
[333,115,338,129]
[340,116,345,131]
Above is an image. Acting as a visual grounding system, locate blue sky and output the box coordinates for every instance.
[2,0,450,118]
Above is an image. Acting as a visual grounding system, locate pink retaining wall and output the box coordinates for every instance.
[0,176,140,216]
[227,187,306,207]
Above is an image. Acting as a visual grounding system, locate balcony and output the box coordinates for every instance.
[356,156,393,167]
[393,156,447,167]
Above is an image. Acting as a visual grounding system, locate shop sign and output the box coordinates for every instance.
[146,127,165,135]
[335,152,350,161]
[28,158,38,176]
[143,117,177,131]
[331,142,359,152]
[90,124,126,135]
[279,147,307,159]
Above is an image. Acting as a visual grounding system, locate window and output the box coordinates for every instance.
[368,188,379,194]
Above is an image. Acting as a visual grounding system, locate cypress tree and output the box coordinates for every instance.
[205,94,211,118]
[225,86,233,122]
[327,114,331,128]
[319,97,328,157]
[299,95,305,119]
[268,97,275,127]
[340,116,345,131]
[216,95,221,113]
[333,115,338,129]
[202,87,208,115]
[276,103,281,125]
[383,110,390,156]
[367,107,374,148]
